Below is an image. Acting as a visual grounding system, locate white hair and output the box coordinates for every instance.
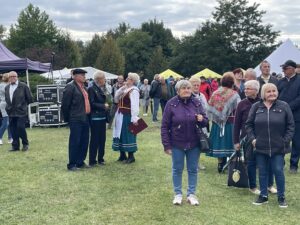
[244,80,260,94]
[94,71,105,80]
[128,72,140,85]
[175,80,192,91]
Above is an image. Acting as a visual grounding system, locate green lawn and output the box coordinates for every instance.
[0,115,299,225]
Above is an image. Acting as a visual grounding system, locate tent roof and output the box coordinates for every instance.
[0,41,51,73]
[192,68,222,79]
[40,66,118,80]
[254,39,300,75]
[159,69,183,79]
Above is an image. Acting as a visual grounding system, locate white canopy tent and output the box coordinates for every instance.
[41,66,118,80]
[254,39,300,75]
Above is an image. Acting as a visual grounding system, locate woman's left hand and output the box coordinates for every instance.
[133,121,138,126]
[196,114,203,122]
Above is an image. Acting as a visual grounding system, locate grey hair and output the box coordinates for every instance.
[128,72,140,85]
[175,80,192,91]
[244,80,260,94]
[261,83,278,100]
[245,68,257,79]
[94,71,105,80]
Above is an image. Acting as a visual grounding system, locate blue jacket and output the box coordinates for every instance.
[161,95,208,151]
[278,74,300,122]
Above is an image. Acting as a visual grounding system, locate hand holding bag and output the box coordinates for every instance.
[196,124,210,153]
[227,152,249,188]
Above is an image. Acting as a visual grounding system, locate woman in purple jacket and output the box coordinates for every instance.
[161,80,208,206]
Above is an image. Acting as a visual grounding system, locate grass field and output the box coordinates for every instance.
[0,114,300,225]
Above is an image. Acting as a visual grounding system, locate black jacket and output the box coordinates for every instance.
[149,80,161,98]
[88,83,108,119]
[278,74,300,122]
[245,100,294,156]
[257,75,278,94]
[5,81,33,117]
[61,81,88,122]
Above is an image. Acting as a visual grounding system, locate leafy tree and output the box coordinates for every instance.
[8,3,59,56]
[141,19,175,58]
[95,36,125,75]
[118,30,152,74]
[145,46,168,80]
[171,0,279,74]
[107,22,131,39]
[0,25,6,40]
[54,32,82,69]
[82,34,104,67]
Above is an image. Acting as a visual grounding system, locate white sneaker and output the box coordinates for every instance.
[268,186,278,194]
[249,188,261,195]
[187,194,199,206]
[199,164,206,170]
[143,113,147,116]
[7,139,13,144]
[0,139,3,145]
[173,194,183,205]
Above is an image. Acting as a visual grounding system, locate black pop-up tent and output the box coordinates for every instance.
[0,41,51,86]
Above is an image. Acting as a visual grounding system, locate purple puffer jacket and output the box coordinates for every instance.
[161,95,208,151]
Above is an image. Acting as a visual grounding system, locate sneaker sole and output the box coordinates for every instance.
[187,200,199,206]
[252,201,268,206]
[279,205,288,208]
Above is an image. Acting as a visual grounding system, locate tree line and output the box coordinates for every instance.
[0,0,280,81]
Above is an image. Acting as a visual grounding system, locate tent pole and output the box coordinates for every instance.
[26,69,30,88]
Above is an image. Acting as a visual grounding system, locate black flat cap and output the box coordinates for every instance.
[72,68,87,75]
[280,60,297,68]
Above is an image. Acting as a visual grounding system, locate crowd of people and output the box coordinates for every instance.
[2,58,299,209]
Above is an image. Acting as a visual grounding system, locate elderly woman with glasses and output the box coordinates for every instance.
[161,80,208,206]
[112,72,140,164]
[246,83,294,208]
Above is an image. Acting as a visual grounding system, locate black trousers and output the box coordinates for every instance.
[9,116,28,150]
[89,119,107,164]
[290,122,300,169]
[68,119,89,169]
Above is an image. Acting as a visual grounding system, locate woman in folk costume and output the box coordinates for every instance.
[206,72,241,173]
[112,72,140,164]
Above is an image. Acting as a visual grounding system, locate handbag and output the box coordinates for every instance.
[196,124,210,153]
[227,153,249,188]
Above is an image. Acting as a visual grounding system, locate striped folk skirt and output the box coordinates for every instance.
[112,114,137,152]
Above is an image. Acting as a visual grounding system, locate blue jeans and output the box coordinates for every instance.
[68,119,89,169]
[152,97,160,121]
[256,153,285,198]
[0,116,12,139]
[172,147,200,196]
[248,156,274,189]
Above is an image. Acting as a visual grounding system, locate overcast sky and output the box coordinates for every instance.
[1,0,300,44]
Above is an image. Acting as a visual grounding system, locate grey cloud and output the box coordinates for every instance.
[0,0,300,42]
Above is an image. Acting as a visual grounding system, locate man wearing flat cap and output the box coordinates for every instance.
[61,68,91,171]
[278,60,300,174]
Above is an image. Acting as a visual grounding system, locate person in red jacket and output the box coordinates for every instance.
[199,76,212,101]
[211,78,219,92]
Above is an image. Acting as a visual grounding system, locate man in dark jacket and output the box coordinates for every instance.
[5,71,33,151]
[61,68,91,171]
[149,74,161,122]
[257,60,278,94]
[278,60,300,173]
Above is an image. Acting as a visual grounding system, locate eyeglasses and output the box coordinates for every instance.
[9,76,17,78]
[245,88,256,90]
[283,67,293,71]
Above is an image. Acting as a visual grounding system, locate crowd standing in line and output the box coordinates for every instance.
[3,57,298,209]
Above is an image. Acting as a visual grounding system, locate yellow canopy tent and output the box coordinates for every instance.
[159,69,183,79]
[192,68,222,79]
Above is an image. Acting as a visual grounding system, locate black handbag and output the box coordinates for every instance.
[227,153,249,188]
[196,124,210,153]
